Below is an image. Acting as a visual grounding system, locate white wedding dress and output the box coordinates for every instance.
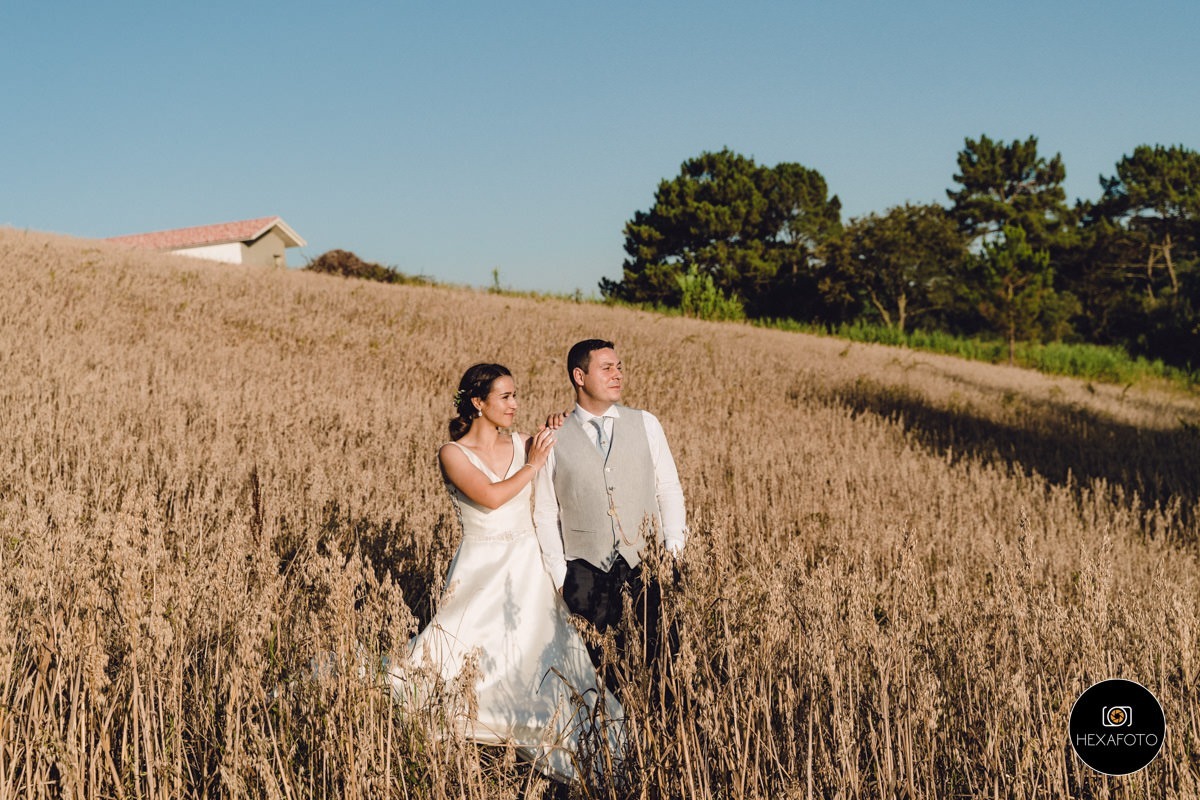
[388,433,622,782]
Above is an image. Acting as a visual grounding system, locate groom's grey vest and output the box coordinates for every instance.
[553,407,660,571]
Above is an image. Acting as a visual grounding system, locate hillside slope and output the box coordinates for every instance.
[2,228,1198,798]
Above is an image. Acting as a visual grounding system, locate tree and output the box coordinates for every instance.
[1096,144,1200,297]
[968,226,1071,365]
[1062,145,1200,367]
[1055,212,1144,345]
[842,203,965,332]
[604,149,842,316]
[947,134,1068,249]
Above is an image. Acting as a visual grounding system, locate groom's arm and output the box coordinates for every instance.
[643,411,687,555]
[532,448,568,589]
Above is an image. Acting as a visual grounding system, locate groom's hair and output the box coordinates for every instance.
[567,339,615,383]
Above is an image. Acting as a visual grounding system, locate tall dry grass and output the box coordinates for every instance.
[1,227,1198,798]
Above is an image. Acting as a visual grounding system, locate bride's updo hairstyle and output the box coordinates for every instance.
[449,363,512,441]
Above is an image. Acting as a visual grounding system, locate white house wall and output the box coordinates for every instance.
[175,242,245,264]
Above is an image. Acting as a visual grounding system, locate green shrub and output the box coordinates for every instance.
[304,250,431,285]
[754,318,1194,388]
[676,266,746,321]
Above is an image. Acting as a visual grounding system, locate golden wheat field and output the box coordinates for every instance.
[2,227,1199,799]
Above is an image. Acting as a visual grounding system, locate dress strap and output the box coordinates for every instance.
[510,431,526,471]
[447,437,520,481]
[446,440,487,474]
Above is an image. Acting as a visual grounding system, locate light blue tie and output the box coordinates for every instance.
[590,418,609,457]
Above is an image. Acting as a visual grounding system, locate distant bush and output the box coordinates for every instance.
[304,249,431,285]
[676,265,746,321]
[758,317,1195,387]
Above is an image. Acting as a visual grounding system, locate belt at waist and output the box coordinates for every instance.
[461,528,535,543]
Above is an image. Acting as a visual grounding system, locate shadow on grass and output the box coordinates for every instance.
[275,503,457,630]
[804,377,1200,533]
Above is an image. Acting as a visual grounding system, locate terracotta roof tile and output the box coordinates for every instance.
[106,216,286,250]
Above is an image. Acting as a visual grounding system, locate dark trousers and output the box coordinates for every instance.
[563,556,675,691]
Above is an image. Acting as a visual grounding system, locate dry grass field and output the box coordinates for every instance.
[2,227,1199,799]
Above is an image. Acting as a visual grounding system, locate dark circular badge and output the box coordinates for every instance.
[1069,679,1165,775]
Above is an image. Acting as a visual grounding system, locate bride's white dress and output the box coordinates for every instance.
[388,433,622,782]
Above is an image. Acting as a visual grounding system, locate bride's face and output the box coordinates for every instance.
[475,375,518,428]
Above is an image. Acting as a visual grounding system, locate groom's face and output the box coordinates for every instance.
[575,347,623,407]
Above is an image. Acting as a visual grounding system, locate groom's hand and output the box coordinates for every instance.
[544,407,573,429]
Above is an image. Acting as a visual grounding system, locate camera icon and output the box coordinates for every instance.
[1102,706,1133,727]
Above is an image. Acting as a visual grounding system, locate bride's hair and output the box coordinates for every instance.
[449,363,512,441]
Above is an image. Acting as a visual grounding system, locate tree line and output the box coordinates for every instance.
[601,139,1200,370]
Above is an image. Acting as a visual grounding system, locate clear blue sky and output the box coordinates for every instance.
[3,1,1197,294]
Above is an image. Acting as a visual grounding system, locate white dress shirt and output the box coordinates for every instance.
[533,404,686,588]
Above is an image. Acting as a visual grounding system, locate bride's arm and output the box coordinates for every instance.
[438,431,554,510]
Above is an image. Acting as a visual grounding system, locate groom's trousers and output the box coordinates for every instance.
[563,556,678,689]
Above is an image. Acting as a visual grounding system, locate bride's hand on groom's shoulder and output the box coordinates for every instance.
[526,427,556,472]
[543,407,573,430]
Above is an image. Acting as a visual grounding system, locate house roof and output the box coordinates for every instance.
[106,216,306,250]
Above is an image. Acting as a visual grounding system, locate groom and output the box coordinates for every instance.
[533,339,686,667]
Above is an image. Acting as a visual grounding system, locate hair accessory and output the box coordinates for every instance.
[452,388,465,408]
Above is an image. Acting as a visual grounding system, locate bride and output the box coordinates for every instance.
[388,363,622,782]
